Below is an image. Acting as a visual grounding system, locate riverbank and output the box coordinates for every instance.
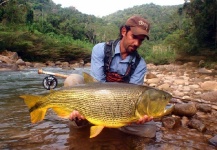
[0,50,90,71]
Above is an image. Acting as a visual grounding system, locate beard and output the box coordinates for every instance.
[126,45,138,54]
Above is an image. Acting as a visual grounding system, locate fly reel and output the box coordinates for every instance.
[42,75,58,90]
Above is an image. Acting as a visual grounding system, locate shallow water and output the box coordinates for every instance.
[0,67,216,150]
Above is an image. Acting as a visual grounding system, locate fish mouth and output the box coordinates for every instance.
[162,104,175,116]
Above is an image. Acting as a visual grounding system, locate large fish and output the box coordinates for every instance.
[20,73,173,138]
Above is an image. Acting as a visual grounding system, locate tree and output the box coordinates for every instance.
[183,0,217,50]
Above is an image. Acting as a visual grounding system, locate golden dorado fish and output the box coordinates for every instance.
[20,75,173,138]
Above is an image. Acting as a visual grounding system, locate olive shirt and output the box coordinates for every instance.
[90,41,147,85]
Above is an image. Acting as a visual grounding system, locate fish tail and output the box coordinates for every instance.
[20,95,47,123]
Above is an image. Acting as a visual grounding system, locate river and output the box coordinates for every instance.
[0,67,216,150]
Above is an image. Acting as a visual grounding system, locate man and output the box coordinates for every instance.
[69,15,156,138]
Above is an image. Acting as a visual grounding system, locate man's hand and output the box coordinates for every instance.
[136,115,153,124]
[69,110,85,120]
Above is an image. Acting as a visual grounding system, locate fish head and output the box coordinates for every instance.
[136,88,173,118]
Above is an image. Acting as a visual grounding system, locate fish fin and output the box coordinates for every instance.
[20,95,42,109]
[19,95,46,123]
[83,72,98,83]
[90,126,104,138]
[30,108,47,123]
[52,107,71,118]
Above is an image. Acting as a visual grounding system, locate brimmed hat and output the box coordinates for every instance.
[125,15,150,40]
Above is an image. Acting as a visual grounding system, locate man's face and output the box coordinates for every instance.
[122,29,146,54]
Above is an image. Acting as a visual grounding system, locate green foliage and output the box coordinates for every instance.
[140,44,176,65]
[0,24,93,62]
[183,0,217,51]
[0,0,216,65]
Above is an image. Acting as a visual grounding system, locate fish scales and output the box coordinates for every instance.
[42,83,146,126]
[20,73,173,138]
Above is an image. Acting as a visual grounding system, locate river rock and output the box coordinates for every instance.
[33,63,46,68]
[84,62,91,67]
[0,55,14,64]
[25,62,34,67]
[46,61,55,67]
[196,104,212,113]
[187,118,206,132]
[146,78,161,85]
[16,59,26,66]
[198,68,213,74]
[158,83,170,91]
[181,116,189,127]
[146,72,157,79]
[173,103,197,117]
[162,116,181,129]
[209,135,217,147]
[0,63,18,71]
[200,91,217,102]
[200,81,217,91]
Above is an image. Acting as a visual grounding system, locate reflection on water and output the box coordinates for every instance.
[0,67,216,150]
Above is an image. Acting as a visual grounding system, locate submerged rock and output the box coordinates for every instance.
[209,135,217,147]
[162,116,181,129]
[173,103,197,117]
[187,118,206,132]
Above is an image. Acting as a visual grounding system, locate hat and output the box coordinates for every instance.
[125,15,150,40]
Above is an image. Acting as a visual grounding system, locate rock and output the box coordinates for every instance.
[25,62,34,67]
[200,91,217,102]
[173,103,197,117]
[173,79,185,85]
[62,62,69,67]
[16,59,26,66]
[158,83,170,91]
[162,116,181,129]
[198,60,205,67]
[0,55,14,64]
[1,50,18,61]
[196,104,212,113]
[78,59,84,67]
[33,63,46,68]
[84,62,91,67]
[55,61,62,66]
[187,118,206,132]
[209,135,217,147]
[172,90,185,97]
[146,72,157,79]
[189,84,200,89]
[146,78,160,85]
[198,68,213,74]
[181,116,189,127]
[200,81,217,91]
[0,62,18,70]
[46,61,55,67]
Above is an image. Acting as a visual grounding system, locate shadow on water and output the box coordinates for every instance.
[67,124,155,150]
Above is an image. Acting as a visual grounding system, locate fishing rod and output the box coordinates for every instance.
[38,69,69,90]
[38,69,68,78]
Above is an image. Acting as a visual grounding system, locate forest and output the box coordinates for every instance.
[0,0,216,66]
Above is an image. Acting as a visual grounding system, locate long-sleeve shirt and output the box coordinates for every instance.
[90,41,147,85]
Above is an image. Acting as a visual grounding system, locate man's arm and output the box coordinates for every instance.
[90,43,106,82]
